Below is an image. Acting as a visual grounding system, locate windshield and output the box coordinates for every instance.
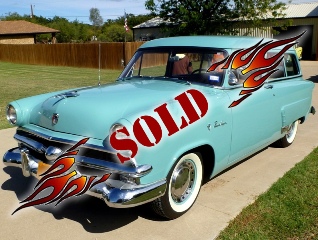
[118,47,228,87]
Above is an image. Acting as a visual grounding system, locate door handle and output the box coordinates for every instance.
[264,85,273,89]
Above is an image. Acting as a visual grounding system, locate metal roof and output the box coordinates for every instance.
[284,2,318,18]
[0,20,60,35]
[133,16,170,29]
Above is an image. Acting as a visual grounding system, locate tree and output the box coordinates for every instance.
[89,8,104,39]
[99,24,133,42]
[49,17,75,42]
[144,0,288,36]
[0,12,26,21]
[113,13,154,29]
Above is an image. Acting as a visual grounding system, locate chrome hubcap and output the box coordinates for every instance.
[171,159,195,203]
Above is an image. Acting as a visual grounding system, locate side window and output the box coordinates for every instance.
[284,53,300,77]
[266,52,299,79]
[267,52,285,79]
[133,53,169,77]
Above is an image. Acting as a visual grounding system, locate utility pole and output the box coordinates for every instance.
[30,4,34,18]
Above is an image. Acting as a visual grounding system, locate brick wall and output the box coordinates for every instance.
[0,35,34,44]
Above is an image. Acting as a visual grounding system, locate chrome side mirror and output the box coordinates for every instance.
[228,71,239,85]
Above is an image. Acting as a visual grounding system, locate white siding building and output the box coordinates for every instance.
[133,2,318,60]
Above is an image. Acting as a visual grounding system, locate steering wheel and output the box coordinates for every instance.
[191,68,208,74]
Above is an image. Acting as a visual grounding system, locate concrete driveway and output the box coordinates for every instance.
[1,61,317,240]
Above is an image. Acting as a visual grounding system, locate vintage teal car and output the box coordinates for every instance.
[3,36,315,219]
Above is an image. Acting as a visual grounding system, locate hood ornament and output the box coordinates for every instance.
[51,90,79,106]
[52,113,59,125]
[55,90,79,98]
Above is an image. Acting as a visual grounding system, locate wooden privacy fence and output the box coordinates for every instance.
[0,42,144,70]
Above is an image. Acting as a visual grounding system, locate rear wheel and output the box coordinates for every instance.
[152,152,203,219]
[275,120,299,148]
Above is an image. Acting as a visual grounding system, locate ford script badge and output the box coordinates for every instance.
[52,113,59,125]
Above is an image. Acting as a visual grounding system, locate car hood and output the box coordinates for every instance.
[29,79,197,140]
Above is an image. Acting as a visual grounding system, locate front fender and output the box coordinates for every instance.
[124,88,233,185]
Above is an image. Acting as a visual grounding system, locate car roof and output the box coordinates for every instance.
[139,35,289,51]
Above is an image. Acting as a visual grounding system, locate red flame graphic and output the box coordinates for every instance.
[208,32,305,108]
[12,138,110,215]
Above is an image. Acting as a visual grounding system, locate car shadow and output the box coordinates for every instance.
[1,166,164,233]
[307,74,318,83]
[1,143,289,229]
[204,146,269,184]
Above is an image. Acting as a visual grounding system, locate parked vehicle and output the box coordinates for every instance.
[3,36,315,219]
[295,45,303,60]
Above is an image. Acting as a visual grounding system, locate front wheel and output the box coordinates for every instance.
[275,120,299,148]
[152,152,203,219]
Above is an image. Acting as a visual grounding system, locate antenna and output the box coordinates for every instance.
[98,43,101,86]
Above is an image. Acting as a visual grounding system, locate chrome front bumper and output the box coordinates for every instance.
[3,147,166,208]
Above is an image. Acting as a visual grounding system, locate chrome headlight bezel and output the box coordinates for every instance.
[109,123,126,139]
[109,123,134,161]
[6,104,17,125]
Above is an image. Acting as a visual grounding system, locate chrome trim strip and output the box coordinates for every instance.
[222,75,303,90]
[17,127,116,154]
[14,134,47,153]
[265,75,302,83]
[75,156,152,177]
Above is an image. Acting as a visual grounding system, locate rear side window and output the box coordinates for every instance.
[284,53,300,76]
[267,52,300,80]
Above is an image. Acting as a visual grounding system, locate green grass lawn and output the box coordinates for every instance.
[0,61,121,129]
[217,147,318,239]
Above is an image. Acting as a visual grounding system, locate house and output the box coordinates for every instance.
[133,17,170,41]
[133,2,318,60]
[0,20,60,44]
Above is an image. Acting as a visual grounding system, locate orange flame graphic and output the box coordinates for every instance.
[208,32,305,108]
[12,138,110,215]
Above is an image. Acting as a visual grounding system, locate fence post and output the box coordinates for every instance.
[122,42,126,67]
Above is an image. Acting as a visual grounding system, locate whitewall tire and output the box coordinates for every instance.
[152,152,203,219]
[275,120,299,148]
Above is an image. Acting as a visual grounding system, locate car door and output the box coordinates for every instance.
[226,75,281,164]
[226,51,313,165]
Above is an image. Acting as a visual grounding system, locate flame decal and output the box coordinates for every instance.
[208,32,305,108]
[12,138,111,215]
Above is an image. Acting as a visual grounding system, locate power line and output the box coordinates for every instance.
[43,15,123,18]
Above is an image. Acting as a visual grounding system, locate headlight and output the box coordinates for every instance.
[6,105,17,125]
[109,123,132,159]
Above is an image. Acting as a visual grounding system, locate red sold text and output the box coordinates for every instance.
[110,89,208,163]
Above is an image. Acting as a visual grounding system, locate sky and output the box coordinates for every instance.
[0,0,151,24]
[0,0,317,25]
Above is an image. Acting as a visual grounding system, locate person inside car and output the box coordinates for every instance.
[211,52,225,72]
[172,53,193,75]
